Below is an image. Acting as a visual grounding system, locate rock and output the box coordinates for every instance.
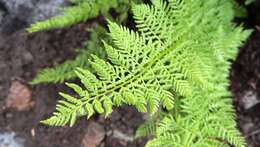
[2,0,34,15]
[0,132,25,147]
[0,0,69,33]
[0,8,4,25]
[0,0,34,33]
[113,129,134,142]
[241,121,254,135]
[82,122,105,147]
[5,80,34,111]
[0,0,69,22]
[105,136,127,147]
[103,129,134,147]
[241,91,260,110]
[30,0,69,23]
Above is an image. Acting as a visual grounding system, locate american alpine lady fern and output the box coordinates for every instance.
[41,0,251,146]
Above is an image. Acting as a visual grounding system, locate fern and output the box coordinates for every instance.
[41,0,251,146]
[27,0,117,32]
[30,0,141,84]
[135,112,166,138]
[31,50,90,84]
[27,0,141,33]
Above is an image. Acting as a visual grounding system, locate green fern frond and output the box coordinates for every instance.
[43,0,214,126]
[27,0,118,32]
[30,0,141,84]
[27,0,143,33]
[234,2,248,18]
[135,112,166,138]
[42,0,251,146]
[31,50,90,84]
[43,24,202,126]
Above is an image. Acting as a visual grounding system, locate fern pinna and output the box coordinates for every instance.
[42,0,251,146]
[27,0,141,33]
[30,25,109,84]
[27,0,118,32]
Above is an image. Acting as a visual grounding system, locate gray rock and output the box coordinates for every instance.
[0,132,25,147]
[2,0,34,14]
[241,91,260,110]
[112,130,134,142]
[0,0,69,33]
[29,0,69,23]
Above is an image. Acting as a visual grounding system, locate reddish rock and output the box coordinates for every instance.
[82,121,105,147]
[105,136,127,147]
[5,80,34,111]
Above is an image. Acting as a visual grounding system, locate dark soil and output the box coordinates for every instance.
[230,1,260,147]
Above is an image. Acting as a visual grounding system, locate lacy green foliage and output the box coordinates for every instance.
[42,0,251,146]
[135,112,166,138]
[234,3,248,18]
[27,0,117,32]
[27,0,140,33]
[31,51,88,84]
[30,0,141,84]
[31,25,108,84]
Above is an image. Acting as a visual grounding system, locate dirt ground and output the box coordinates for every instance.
[231,1,260,147]
[0,1,260,147]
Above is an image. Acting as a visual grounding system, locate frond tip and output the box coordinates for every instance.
[27,0,118,32]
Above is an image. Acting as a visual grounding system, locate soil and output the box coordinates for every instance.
[231,1,260,147]
[0,1,260,147]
